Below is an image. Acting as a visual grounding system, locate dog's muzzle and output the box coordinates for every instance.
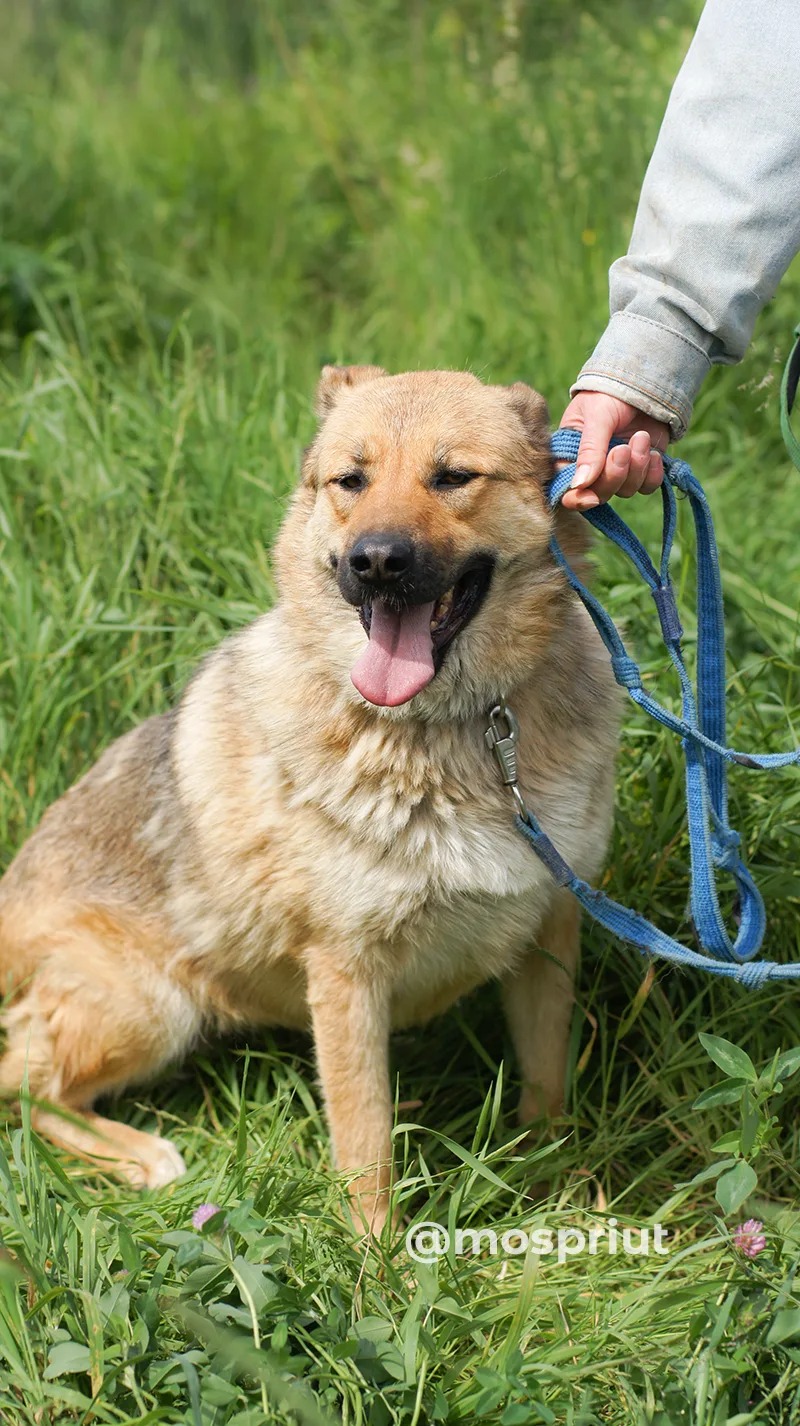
[337,535,496,708]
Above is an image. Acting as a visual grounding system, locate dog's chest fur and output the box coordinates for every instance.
[284,727,558,1017]
[167,617,617,1028]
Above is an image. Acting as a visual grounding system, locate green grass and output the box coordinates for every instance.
[3,1,800,1420]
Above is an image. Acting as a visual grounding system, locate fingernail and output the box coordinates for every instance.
[574,490,600,509]
[571,464,595,489]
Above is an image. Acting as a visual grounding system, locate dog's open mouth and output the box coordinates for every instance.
[351,557,494,708]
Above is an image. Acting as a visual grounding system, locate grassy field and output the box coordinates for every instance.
[3,1,800,1421]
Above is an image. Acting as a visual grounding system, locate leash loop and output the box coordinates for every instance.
[483,429,800,988]
[780,323,800,472]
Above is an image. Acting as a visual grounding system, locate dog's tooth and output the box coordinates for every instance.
[430,585,455,631]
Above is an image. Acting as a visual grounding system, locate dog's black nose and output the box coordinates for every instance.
[348,534,414,586]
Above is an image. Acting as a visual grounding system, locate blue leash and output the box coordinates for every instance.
[497,427,800,987]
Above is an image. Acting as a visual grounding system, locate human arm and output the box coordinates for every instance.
[561,0,800,510]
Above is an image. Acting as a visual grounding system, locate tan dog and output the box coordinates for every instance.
[0,367,621,1229]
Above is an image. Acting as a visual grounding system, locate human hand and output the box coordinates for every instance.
[557,392,669,511]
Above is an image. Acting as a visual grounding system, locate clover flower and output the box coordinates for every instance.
[733,1219,766,1259]
[192,1202,222,1231]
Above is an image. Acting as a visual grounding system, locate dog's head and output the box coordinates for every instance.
[276,366,579,719]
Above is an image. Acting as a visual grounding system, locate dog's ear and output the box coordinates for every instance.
[315,364,387,418]
[503,382,550,448]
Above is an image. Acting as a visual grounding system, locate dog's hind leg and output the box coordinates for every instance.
[0,902,201,1188]
[26,1106,188,1189]
[501,891,580,1123]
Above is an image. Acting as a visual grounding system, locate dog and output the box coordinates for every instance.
[0,366,621,1230]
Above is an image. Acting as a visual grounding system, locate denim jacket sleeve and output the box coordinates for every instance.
[571,0,800,439]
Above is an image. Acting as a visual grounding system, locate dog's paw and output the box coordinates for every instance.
[144,1136,187,1188]
[121,1135,187,1190]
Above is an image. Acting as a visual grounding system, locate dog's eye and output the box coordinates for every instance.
[334,471,366,492]
[434,468,481,489]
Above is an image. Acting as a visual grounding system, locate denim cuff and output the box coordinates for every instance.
[570,311,713,441]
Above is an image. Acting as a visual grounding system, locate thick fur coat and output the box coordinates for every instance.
[0,366,621,1228]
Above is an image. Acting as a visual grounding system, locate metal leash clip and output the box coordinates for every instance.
[485,703,528,819]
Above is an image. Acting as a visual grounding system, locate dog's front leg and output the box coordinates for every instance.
[305,951,393,1235]
[501,891,580,1123]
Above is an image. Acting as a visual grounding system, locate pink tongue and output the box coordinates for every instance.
[351,600,436,707]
